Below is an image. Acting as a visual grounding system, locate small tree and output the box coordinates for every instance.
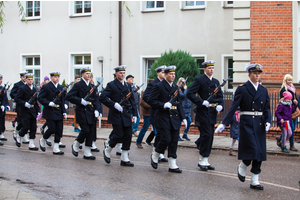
[149,50,200,87]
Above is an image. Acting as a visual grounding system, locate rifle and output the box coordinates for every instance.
[119,83,144,106]
[0,82,8,95]
[83,81,101,101]
[28,92,38,105]
[4,83,12,94]
[206,76,230,103]
[53,84,70,104]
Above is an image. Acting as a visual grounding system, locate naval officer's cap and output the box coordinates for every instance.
[246,64,263,73]
[0,74,3,79]
[25,73,34,78]
[80,67,91,74]
[19,71,28,77]
[163,65,176,73]
[90,72,94,77]
[155,65,166,73]
[49,71,61,76]
[114,65,126,72]
[202,60,215,68]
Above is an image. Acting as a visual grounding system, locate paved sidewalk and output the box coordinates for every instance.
[0,180,39,200]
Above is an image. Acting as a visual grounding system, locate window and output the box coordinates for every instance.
[195,58,205,76]
[23,56,41,86]
[222,1,233,8]
[227,58,234,89]
[222,55,234,91]
[141,1,165,12]
[70,1,92,17]
[146,59,156,82]
[22,1,41,20]
[71,54,92,80]
[181,1,206,10]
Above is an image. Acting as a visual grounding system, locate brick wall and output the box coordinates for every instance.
[251,1,293,87]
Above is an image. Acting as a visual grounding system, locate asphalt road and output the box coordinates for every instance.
[0,134,299,200]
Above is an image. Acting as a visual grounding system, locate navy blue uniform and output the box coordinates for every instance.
[15,84,39,139]
[99,79,137,150]
[0,86,9,134]
[148,79,185,158]
[187,74,223,157]
[66,79,101,147]
[10,80,26,131]
[38,82,66,143]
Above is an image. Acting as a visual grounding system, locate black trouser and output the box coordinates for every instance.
[0,116,3,134]
[93,119,97,142]
[42,121,48,130]
[1,114,5,132]
[43,120,63,143]
[16,107,23,131]
[198,123,214,157]
[77,123,96,147]
[109,125,132,150]
[19,117,36,139]
[153,125,161,148]
[242,160,262,174]
[155,128,179,159]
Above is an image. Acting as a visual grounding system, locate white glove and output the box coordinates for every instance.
[202,100,209,108]
[99,113,103,118]
[81,98,87,106]
[25,102,31,108]
[94,110,99,118]
[7,106,10,111]
[1,106,4,112]
[265,122,271,132]
[183,119,187,129]
[63,113,67,119]
[215,124,226,133]
[216,105,223,112]
[164,102,172,109]
[133,116,137,124]
[49,102,55,107]
[64,104,68,109]
[114,103,123,112]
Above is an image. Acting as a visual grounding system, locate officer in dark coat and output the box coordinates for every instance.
[14,73,40,150]
[66,67,101,160]
[0,74,10,145]
[38,72,67,155]
[100,65,138,167]
[215,64,271,190]
[149,66,187,173]
[143,65,168,162]
[10,71,29,144]
[187,60,223,171]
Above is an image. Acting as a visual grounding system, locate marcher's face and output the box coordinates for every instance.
[0,78,2,85]
[116,71,125,82]
[82,72,90,81]
[21,76,26,82]
[26,78,33,86]
[165,72,175,83]
[157,71,165,79]
[127,77,134,84]
[286,79,293,86]
[204,66,214,77]
[51,76,60,84]
[90,77,94,84]
[248,71,260,83]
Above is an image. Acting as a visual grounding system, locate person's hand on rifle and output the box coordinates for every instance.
[49,102,55,107]
[81,98,88,106]
[114,103,123,112]
[164,102,172,109]
[202,100,209,108]
[25,102,31,108]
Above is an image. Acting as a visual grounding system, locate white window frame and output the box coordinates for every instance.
[20,53,42,86]
[141,1,166,13]
[222,54,234,92]
[20,1,42,21]
[69,1,93,18]
[69,52,93,84]
[180,1,206,10]
[140,55,161,87]
[192,54,207,76]
[221,1,233,8]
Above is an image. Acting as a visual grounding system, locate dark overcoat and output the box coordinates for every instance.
[37,82,66,121]
[99,79,137,127]
[222,81,271,161]
[10,80,25,112]
[148,79,185,130]
[143,77,160,125]
[15,84,39,118]
[187,74,223,125]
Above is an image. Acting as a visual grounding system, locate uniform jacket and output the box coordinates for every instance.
[66,79,101,125]
[10,80,25,111]
[0,85,9,116]
[148,79,185,130]
[187,74,223,125]
[99,78,137,127]
[222,81,271,161]
[143,77,161,124]
[37,82,66,121]
[15,84,39,118]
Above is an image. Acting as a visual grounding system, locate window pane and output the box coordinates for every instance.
[74,69,81,77]
[34,1,40,16]
[156,1,164,8]
[196,1,205,6]
[186,1,194,6]
[74,56,82,64]
[196,58,205,76]
[26,57,33,65]
[27,69,33,73]
[228,58,234,89]
[147,60,155,82]
[84,1,91,13]
[84,56,91,64]
[26,1,33,17]
[34,69,40,87]
[146,1,154,8]
[34,57,40,65]
[227,1,233,5]
[75,1,83,14]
